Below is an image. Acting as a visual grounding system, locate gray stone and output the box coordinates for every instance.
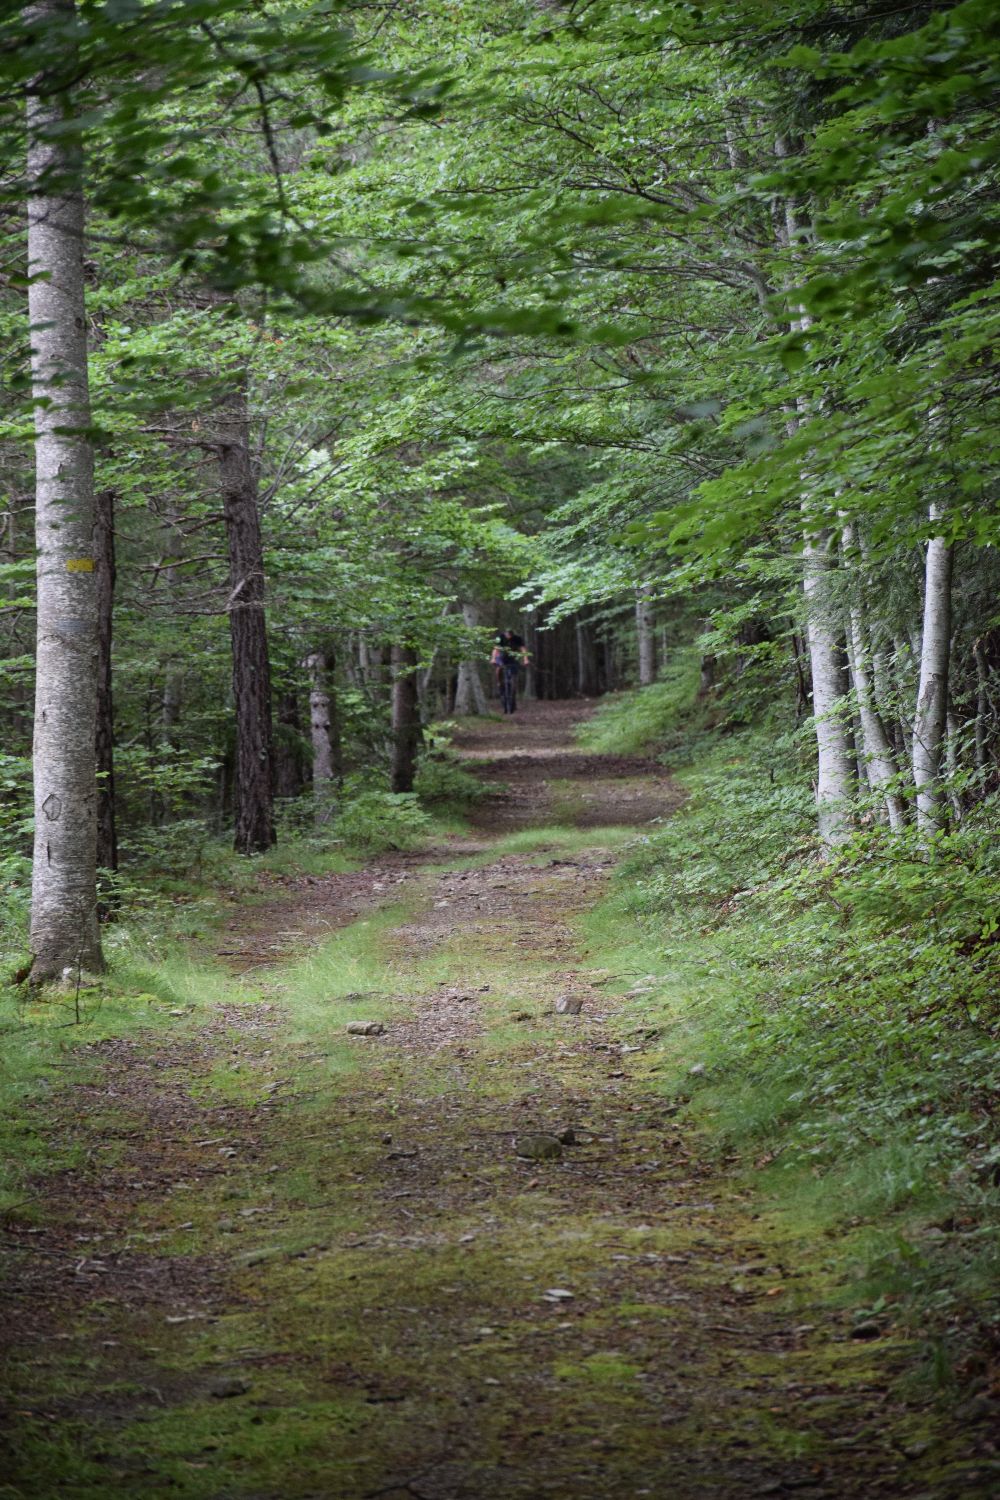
[515,1133,563,1161]
[346,1020,386,1036]
[688,1063,706,1076]
[554,995,583,1014]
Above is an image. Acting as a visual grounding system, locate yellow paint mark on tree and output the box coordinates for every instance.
[65,558,94,572]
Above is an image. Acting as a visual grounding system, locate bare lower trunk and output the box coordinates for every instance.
[523,614,538,700]
[775,154,853,848]
[219,385,275,854]
[575,618,598,696]
[390,643,421,794]
[803,532,854,846]
[453,603,488,716]
[636,587,656,686]
[913,507,953,837]
[841,523,904,830]
[27,2,104,979]
[94,488,117,874]
[307,649,342,790]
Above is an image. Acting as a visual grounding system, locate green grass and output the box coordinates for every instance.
[0,944,258,1219]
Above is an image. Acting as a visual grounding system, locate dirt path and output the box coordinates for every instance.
[0,704,987,1498]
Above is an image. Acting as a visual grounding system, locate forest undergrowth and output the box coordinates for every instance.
[579,682,1000,1397]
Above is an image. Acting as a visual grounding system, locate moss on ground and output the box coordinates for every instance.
[2,716,996,1498]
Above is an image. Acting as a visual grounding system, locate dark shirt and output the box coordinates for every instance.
[496,631,524,666]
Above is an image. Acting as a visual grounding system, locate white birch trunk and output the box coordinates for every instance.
[27,0,103,980]
[774,149,854,847]
[913,504,953,837]
[453,602,489,716]
[636,585,656,686]
[803,532,855,845]
[841,523,905,830]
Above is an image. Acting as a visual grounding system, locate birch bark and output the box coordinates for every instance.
[775,143,853,847]
[841,522,905,830]
[27,0,104,979]
[802,530,854,845]
[913,503,954,836]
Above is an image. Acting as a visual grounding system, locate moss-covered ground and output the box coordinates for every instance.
[1,703,995,1497]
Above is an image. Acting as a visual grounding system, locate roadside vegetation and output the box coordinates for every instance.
[579,678,1000,1391]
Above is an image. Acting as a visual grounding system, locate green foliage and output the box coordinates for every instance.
[413,754,486,808]
[331,789,431,854]
[575,652,704,757]
[599,727,1000,1362]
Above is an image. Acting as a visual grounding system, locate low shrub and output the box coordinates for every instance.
[414,755,486,807]
[332,789,431,853]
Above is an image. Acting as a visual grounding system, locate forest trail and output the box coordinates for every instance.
[1,704,983,1499]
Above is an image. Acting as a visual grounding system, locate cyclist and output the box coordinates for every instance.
[491,628,527,714]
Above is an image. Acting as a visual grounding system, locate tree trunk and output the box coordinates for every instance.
[841,523,905,830]
[575,617,598,696]
[803,532,855,846]
[454,603,489,716]
[219,384,275,854]
[775,149,853,847]
[523,613,538,700]
[94,488,118,874]
[390,642,421,793]
[636,586,656,686]
[306,649,342,791]
[913,507,954,837]
[27,2,104,980]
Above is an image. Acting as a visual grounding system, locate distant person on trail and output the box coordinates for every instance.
[491,628,528,715]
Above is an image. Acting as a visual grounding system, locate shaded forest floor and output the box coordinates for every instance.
[1,703,994,1497]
